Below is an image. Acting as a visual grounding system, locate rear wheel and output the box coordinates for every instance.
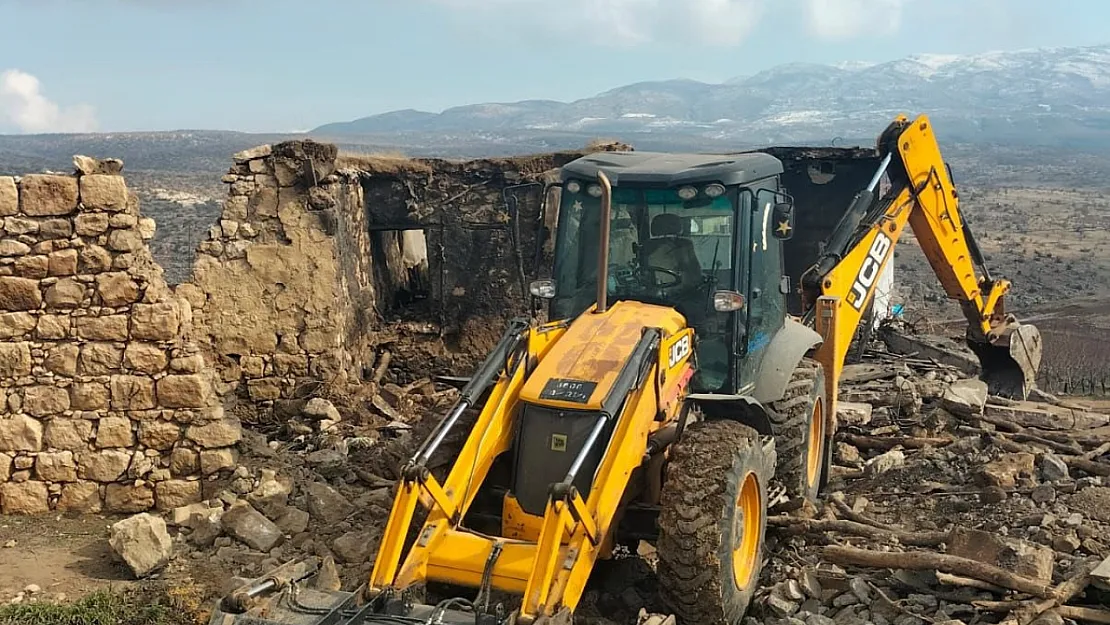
[656,419,769,625]
[768,358,828,503]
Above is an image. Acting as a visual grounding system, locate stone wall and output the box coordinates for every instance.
[0,159,235,516]
[181,142,590,407]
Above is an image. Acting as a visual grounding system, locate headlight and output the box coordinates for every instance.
[565,180,581,194]
[678,186,698,200]
[704,183,726,198]
[529,279,556,299]
[587,184,603,198]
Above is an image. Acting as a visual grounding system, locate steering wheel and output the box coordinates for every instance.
[643,265,682,290]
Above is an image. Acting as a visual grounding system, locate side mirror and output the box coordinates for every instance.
[712,290,745,312]
[771,201,795,240]
[529,279,555,299]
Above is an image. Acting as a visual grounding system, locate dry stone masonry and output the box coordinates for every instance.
[179,140,592,408]
[0,158,236,516]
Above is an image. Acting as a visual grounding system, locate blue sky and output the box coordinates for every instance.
[0,0,1107,134]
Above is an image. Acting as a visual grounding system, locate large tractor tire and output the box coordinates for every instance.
[656,419,770,625]
[767,357,829,504]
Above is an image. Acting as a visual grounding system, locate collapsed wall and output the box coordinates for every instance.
[180,142,590,408]
[0,161,233,516]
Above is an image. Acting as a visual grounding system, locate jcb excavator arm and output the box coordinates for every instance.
[801,114,1043,417]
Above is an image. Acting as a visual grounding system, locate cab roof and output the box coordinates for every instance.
[560,150,784,187]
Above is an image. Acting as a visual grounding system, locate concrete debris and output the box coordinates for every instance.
[947,526,1055,583]
[108,513,173,578]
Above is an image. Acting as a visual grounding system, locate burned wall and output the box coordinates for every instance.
[0,160,232,517]
[179,143,591,406]
[756,147,883,314]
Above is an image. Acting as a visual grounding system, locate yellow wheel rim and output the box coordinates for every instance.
[731,472,761,589]
[806,397,824,488]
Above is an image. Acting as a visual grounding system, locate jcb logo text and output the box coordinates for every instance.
[849,232,892,311]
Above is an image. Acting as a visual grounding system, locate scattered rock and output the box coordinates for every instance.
[977,452,1035,489]
[109,513,173,578]
[305,482,355,524]
[865,449,905,476]
[947,526,1055,583]
[221,503,284,552]
[941,379,988,416]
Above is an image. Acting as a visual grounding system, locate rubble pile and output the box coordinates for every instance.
[96,323,1110,625]
[747,328,1110,625]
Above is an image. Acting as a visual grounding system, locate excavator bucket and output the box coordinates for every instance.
[967,320,1043,400]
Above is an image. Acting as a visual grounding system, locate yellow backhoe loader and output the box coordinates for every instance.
[210,115,1042,625]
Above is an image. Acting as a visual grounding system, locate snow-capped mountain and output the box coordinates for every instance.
[312,44,1110,147]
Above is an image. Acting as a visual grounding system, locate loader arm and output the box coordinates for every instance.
[802,114,1043,413]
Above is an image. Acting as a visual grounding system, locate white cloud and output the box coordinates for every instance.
[427,0,909,45]
[427,0,767,47]
[0,69,98,134]
[802,0,906,40]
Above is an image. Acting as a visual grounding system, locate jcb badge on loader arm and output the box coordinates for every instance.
[210,114,1042,625]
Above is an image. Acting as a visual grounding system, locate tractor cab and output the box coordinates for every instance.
[531,150,797,395]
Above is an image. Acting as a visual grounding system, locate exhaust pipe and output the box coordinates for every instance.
[595,171,613,314]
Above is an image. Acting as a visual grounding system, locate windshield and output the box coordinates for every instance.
[550,185,739,391]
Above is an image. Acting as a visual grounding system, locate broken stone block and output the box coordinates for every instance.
[305,481,355,524]
[78,343,123,375]
[109,513,173,578]
[169,447,199,476]
[977,452,1035,489]
[273,507,310,535]
[947,526,1054,583]
[1040,453,1070,481]
[168,502,210,527]
[941,379,988,417]
[865,449,905,476]
[836,401,873,427]
[109,375,156,411]
[0,481,49,514]
[189,510,224,548]
[331,531,378,564]
[303,397,341,421]
[222,502,283,552]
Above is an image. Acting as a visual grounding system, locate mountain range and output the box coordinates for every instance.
[312,44,1110,150]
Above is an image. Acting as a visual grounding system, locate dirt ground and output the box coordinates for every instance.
[2,328,1110,625]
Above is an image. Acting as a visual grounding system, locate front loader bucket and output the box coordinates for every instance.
[967,322,1043,400]
[208,558,511,625]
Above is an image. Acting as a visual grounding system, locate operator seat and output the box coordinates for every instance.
[640,213,703,292]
